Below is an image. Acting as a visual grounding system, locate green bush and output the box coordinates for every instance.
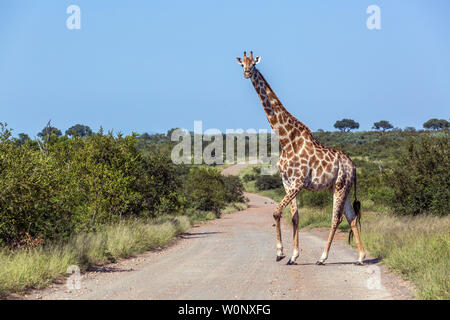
[242,173,256,182]
[298,190,332,208]
[0,139,78,244]
[0,125,182,246]
[183,167,227,214]
[223,175,245,203]
[255,174,283,190]
[388,135,449,216]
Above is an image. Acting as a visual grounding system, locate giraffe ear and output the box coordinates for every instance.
[254,56,261,64]
[236,57,243,65]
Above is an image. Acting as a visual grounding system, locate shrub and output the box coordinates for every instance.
[222,175,245,203]
[242,173,256,182]
[388,135,449,216]
[0,139,78,244]
[298,190,332,208]
[183,167,227,214]
[0,125,184,246]
[255,174,283,190]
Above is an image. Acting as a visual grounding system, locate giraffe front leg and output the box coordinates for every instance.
[274,187,300,262]
[274,211,284,261]
[287,198,299,265]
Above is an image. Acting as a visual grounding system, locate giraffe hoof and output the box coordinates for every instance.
[355,261,364,266]
[276,255,285,262]
[316,261,325,266]
[286,259,297,265]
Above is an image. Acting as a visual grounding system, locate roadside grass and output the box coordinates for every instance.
[0,216,191,297]
[354,213,450,300]
[0,201,247,298]
[221,202,249,214]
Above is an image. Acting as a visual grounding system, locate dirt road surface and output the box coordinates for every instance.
[31,164,413,300]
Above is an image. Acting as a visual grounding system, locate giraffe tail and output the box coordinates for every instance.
[348,172,361,244]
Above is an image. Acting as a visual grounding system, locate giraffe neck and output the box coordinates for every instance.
[250,69,311,148]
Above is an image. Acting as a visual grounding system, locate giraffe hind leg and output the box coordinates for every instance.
[316,179,347,265]
[344,197,366,265]
[316,213,343,265]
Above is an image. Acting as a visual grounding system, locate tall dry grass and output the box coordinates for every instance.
[0,216,191,297]
[358,213,450,300]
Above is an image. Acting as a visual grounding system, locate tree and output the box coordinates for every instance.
[333,119,359,132]
[372,120,393,132]
[423,118,449,130]
[139,132,152,140]
[167,128,180,139]
[14,133,31,146]
[0,122,12,142]
[66,124,93,137]
[37,126,62,139]
[404,127,416,132]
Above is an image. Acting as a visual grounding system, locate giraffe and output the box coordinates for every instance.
[236,51,366,265]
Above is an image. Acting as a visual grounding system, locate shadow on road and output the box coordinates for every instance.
[180,231,222,239]
[88,266,134,273]
[296,258,380,266]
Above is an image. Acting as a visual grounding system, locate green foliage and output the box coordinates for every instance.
[298,190,332,208]
[0,128,182,245]
[222,175,245,203]
[65,124,93,137]
[372,120,393,132]
[183,167,227,214]
[333,118,359,132]
[0,121,247,247]
[37,125,62,139]
[0,123,12,142]
[423,118,449,130]
[255,173,283,190]
[13,133,31,147]
[0,141,77,244]
[242,173,257,182]
[388,135,449,216]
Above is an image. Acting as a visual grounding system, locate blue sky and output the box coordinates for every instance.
[1,0,449,137]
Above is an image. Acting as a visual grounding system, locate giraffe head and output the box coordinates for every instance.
[236,51,261,78]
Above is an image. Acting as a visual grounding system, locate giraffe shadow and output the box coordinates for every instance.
[296,258,380,266]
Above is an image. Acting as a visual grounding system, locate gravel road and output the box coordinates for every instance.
[29,164,413,300]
